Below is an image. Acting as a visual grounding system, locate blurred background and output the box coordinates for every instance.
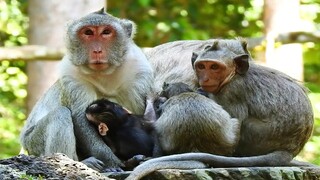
[0,0,319,165]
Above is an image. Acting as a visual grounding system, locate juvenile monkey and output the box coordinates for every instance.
[127,39,314,179]
[85,98,154,161]
[20,8,154,171]
[154,82,240,156]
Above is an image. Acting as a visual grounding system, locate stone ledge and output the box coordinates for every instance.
[1,153,319,180]
[106,166,320,180]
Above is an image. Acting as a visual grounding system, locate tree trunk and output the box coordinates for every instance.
[263,0,303,80]
[27,0,105,114]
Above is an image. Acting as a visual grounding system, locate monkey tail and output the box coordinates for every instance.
[125,151,293,180]
[125,160,206,180]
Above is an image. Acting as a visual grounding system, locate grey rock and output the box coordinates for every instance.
[0,153,110,180]
[106,166,320,180]
[1,154,320,180]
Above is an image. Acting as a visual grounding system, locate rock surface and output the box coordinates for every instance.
[0,153,109,180]
[107,166,320,180]
[1,154,320,180]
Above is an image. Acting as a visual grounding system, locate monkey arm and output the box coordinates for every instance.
[59,76,123,169]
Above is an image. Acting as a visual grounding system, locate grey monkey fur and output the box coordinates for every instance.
[127,38,314,179]
[155,82,240,156]
[127,82,241,180]
[20,8,154,170]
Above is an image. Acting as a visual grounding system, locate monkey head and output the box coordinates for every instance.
[191,39,250,94]
[160,82,193,99]
[66,8,136,74]
[85,98,132,135]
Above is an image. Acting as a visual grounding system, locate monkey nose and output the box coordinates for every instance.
[93,50,102,54]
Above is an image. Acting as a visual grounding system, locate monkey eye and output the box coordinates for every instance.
[196,63,205,70]
[102,28,112,35]
[210,64,219,70]
[84,29,94,35]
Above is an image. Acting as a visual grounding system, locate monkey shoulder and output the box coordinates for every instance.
[125,43,153,72]
[239,63,309,100]
[222,63,313,121]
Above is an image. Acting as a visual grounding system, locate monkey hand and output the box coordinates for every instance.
[123,155,148,170]
[102,167,124,172]
[196,88,210,97]
[81,156,105,172]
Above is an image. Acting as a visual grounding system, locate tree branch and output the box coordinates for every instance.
[1,31,319,61]
[0,45,65,61]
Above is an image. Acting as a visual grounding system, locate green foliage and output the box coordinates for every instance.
[20,174,44,180]
[304,43,320,86]
[0,0,28,46]
[0,61,27,159]
[0,0,28,159]
[298,88,320,165]
[108,0,263,47]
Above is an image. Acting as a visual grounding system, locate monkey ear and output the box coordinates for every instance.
[234,54,249,75]
[191,52,199,67]
[95,7,107,15]
[121,20,136,38]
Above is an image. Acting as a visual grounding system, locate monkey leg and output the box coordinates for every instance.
[20,106,78,160]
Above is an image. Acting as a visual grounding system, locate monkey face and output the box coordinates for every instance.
[194,60,233,94]
[77,25,115,71]
[65,9,137,76]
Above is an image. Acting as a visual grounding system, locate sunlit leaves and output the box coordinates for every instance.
[0,60,27,159]
[0,0,27,158]
[108,0,261,46]
[0,0,28,46]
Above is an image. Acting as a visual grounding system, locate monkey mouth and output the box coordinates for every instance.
[201,85,219,94]
[88,63,110,71]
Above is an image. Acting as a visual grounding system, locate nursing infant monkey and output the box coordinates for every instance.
[127,39,314,179]
[85,98,155,162]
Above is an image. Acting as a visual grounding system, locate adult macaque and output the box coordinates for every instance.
[20,8,153,171]
[85,98,154,161]
[127,39,314,179]
[192,39,313,157]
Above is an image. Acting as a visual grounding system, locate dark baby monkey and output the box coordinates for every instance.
[85,99,155,162]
